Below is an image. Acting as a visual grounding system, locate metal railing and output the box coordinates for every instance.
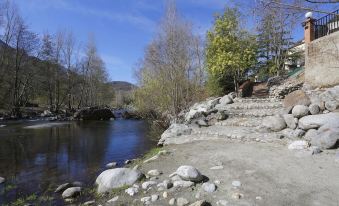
[314,9,339,39]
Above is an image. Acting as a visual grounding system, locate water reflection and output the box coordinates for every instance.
[0,120,156,205]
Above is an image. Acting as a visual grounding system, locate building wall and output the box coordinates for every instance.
[305,31,339,87]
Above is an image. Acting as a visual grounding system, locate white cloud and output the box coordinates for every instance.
[21,0,156,31]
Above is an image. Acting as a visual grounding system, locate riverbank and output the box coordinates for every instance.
[91,140,339,206]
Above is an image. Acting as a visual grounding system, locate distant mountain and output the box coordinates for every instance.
[109,81,137,92]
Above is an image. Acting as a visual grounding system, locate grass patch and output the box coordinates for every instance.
[129,147,163,168]
[3,193,38,206]
[109,184,130,196]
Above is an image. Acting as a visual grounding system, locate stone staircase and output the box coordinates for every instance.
[189,98,286,144]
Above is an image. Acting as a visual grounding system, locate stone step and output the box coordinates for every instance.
[191,125,283,142]
[215,117,263,127]
[226,108,284,118]
[233,98,281,103]
[217,102,283,110]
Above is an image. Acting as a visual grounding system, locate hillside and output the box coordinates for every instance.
[110,81,137,92]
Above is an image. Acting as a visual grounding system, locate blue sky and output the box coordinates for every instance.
[13,0,338,83]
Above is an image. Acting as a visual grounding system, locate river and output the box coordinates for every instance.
[0,119,157,205]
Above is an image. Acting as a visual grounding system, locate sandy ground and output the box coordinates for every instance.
[103,140,339,206]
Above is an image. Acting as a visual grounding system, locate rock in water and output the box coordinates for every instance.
[288,141,309,150]
[95,168,144,193]
[298,113,339,130]
[309,104,320,115]
[175,165,203,182]
[262,115,287,132]
[73,107,115,120]
[310,126,339,149]
[62,187,81,199]
[55,183,72,193]
[292,105,309,118]
[106,162,117,168]
[283,90,311,108]
[202,182,216,192]
[0,177,5,184]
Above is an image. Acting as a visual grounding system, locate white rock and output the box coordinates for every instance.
[325,101,338,111]
[310,125,339,149]
[62,187,81,199]
[55,183,71,193]
[298,112,339,130]
[107,196,119,203]
[142,181,157,190]
[292,105,309,118]
[163,191,168,198]
[169,198,176,205]
[83,200,95,205]
[202,182,216,192]
[151,194,159,202]
[141,196,151,203]
[157,180,173,189]
[288,141,309,150]
[210,165,223,170]
[256,196,263,200]
[219,95,233,105]
[262,115,287,132]
[283,114,298,129]
[173,180,194,188]
[0,177,5,184]
[175,165,203,182]
[125,187,139,196]
[105,162,117,168]
[95,168,143,193]
[147,169,162,176]
[159,124,192,144]
[232,180,241,187]
[177,197,190,206]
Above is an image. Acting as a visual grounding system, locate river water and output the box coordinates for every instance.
[0,119,157,205]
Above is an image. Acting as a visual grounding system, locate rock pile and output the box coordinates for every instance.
[112,165,213,206]
[159,94,236,145]
[269,79,303,99]
[261,86,339,152]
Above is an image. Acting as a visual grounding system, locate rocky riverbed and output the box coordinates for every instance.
[49,84,339,205]
[75,140,339,206]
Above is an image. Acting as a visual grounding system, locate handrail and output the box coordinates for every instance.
[314,9,339,39]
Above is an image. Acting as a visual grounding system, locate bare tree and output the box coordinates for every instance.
[134,0,206,120]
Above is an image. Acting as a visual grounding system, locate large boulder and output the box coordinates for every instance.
[292,105,309,118]
[74,107,115,120]
[219,95,233,105]
[319,85,339,103]
[185,98,220,123]
[95,168,144,193]
[262,115,287,132]
[283,90,311,108]
[175,165,203,182]
[158,124,192,145]
[310,125,339,149]
[298,113,339,130]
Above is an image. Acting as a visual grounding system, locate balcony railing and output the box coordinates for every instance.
[314,9,339,39]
